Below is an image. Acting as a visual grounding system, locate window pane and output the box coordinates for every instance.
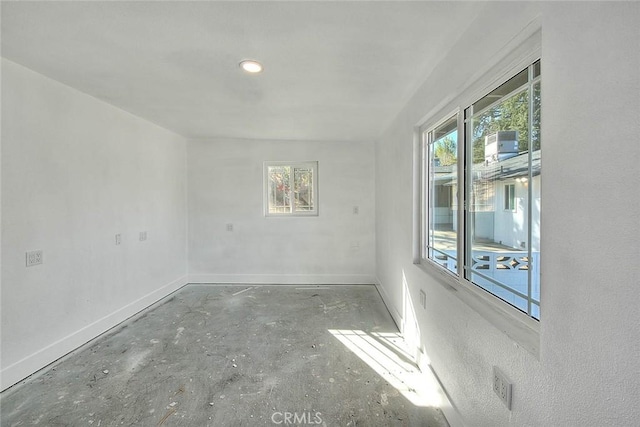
[265,162,317,216]
[427,115,458,274]
[473,69,528,114]
[467,67,540,319]
[532,81,541,151]
[504,184,515,211]
[530,81,541,318]
[293,167,313,211]
[268,166,291,213]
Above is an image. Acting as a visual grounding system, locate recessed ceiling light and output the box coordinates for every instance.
[239,60,263,73]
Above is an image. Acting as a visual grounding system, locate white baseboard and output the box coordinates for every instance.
[374,279,403,329]
[188,273,376,285]
[1,275,188,391]
[375,276,465,427]
[415,352,466,427]
[2,274,464,427]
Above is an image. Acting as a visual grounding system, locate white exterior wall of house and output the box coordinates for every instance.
[433,206,453,226]
[493,175,541,251]
[472,212,494,241]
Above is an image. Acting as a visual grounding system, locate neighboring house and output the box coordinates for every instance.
[431,136,541,316]
[471,149,541,253]
[432,138,540,253]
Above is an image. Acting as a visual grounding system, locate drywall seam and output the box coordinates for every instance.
[0,275,189,391]
[188,274,375,285]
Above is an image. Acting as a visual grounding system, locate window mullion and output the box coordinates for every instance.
[457,110,465,278]
[426,131,433,262]
[289,167,295,214]
[527,65,535,317]
[462,107,472,281]
[421,132,428,262]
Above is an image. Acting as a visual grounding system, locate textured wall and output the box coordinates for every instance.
[1,59,188,390]
[541,2,640,425]
[375,2,640,426]
[188,138,375,284]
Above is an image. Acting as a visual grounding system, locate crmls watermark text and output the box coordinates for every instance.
[271,411,323,425]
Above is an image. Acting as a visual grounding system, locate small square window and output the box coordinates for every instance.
[264,161,318,216]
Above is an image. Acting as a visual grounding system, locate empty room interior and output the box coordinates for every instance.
[1,1,639,426]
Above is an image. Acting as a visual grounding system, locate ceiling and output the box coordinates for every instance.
[1,1,484,142]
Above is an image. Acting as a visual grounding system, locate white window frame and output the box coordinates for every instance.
[413,30,541,356]
[421,112,460,278]
[263,161,318,217]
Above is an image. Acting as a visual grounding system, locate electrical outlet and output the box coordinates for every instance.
[353,206,359,215]
[26,250,43,267]
[115,234,121,245]
[226,223,234,232]
[419,290,426,308]
[139,231,147,241]
[493,366,512,410]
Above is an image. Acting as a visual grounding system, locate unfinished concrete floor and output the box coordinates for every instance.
[1,285,449,426]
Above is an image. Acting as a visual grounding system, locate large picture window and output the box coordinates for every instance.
[421,60,541,320]
[264,161,318,216]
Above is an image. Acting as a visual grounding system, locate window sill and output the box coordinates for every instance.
[264,212,319,218]
[414,260,540,358]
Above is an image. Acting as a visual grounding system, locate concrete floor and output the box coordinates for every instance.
[1,285,449,426]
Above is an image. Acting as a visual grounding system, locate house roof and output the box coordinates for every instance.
[433,150,541,185]
[479,150,541,181]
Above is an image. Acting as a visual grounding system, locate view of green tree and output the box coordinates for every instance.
[269,166,291,211]
[434,136,457,166]
[293,168,313,209]
[532,82,541,150]
[471,85,541,164]
[269,166,314,211]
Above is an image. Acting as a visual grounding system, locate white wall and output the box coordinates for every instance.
[1,59,188,390]
[2,3,639,422]
[188,138,375,284]
[376,2,639,426]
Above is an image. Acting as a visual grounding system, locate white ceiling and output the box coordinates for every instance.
[1,1,484,142]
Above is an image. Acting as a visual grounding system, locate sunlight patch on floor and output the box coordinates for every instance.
[328,329,442,408]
